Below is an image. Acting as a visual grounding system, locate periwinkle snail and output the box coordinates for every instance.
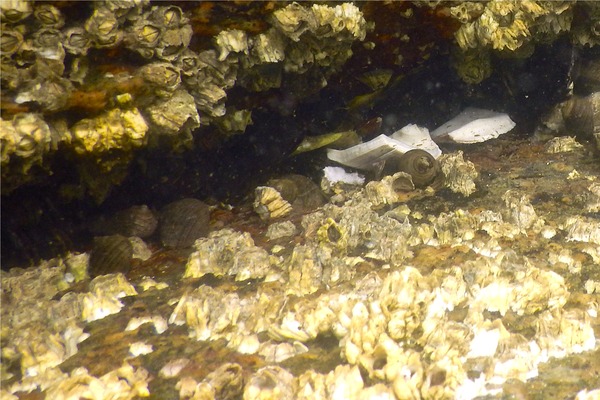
[391,149,444,189]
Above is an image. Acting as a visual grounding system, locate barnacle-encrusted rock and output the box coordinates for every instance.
[184,228,274,281]
[243,366,295,400]
[0,0,32,23]
[439,151,479,196]
[0,113,70,192]
[585,182,600,213]
[138,61,181,98]
[562,216,600,245]
[453,1,573,52]
[545,136,584,153]
[43,364,150,399]
[71,107,148,154]
[145,89,200,138]
[82,273,138,322]
[365,172,415,208]
[84,6,123,48]
[1,113,52,170]
[501,190,544,233]
[176,363,244,399]
[266,220,297,241]
[33,4,64,29]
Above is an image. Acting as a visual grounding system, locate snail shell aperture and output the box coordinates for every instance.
[394,149,442,188]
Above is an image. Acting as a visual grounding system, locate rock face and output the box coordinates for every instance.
[1,1,598,313]
[2,136,599,399]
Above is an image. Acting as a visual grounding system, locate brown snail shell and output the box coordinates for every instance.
[90,205,158,239]
[561,91,600,139]
[393,149,442,188]
[159,198,210,248]
[89,235,133,277]
[266,174,327,211]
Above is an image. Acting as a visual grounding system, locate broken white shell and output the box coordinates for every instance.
[430,107,515,143]
[327,124,441,171]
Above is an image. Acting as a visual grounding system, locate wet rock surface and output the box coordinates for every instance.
[2,135,599,399]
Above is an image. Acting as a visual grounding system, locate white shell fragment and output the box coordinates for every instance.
[322,166,365,185]
[327,124,441,170]
[390,124,442,157]
[430,107,516,143]
[327,108,514,170]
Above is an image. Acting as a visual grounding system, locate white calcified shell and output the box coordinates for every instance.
[243,366,295,400]
[327,127,441,171]
[430,107,516,143]
[184,228,274,281]
[128,341,153,357]
[439,151,479,196]
[215,29,248,61]
[266,220,297,240]
[146,89,200,135]
[390,124,442,157]
[585,182,600,212]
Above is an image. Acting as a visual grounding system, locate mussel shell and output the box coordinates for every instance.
[393,149,442,188]
[89,235,133,277]
[159,198,210,248]
[91,205,158,238]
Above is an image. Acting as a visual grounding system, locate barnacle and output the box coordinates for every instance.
[145,89,200,138]
[184,228,274,281]
[0,0,32,23]
[71,107,148,154]
[0,27,23,56]
[33,4,64,29]
[438,151,478,196]
[84,6,122,48]
[62,27,91,55]
[254,186,293,220]
[453,0,575,52]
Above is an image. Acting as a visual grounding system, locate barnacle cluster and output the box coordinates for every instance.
[453,1,573,52]
[0,1,366,197]
[0,251,144,395]
[447,1,594,84]
[3,145,600,398]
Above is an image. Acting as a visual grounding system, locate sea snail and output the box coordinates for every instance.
[392,149,444,189]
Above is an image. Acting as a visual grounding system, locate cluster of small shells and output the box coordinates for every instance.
[4,150,597,398]
[0,1,366,197]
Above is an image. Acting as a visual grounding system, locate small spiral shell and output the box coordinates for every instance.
[91,205,158,238]
[394,149,442,188]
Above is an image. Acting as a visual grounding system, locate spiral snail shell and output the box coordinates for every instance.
[90,204,158,239]
[89,235,133,277]
[393,149,443,188]
[159,198,210,248]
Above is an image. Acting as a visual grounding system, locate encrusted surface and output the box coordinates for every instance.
[2,136,599,399]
